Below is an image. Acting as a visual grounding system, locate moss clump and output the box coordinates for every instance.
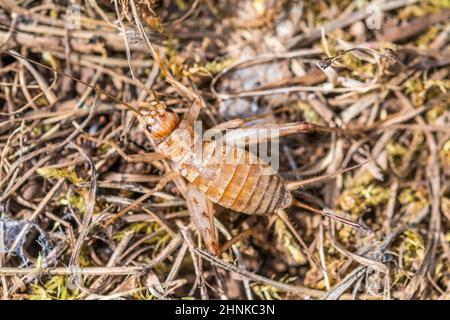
[29,276,81,300]
[295,101,321,125]
[114,221,163,240]
[400,230,425,271]
[37,167,83,185]
[405,78,449,107]
[398,187,429,216]
[339,183,390,215]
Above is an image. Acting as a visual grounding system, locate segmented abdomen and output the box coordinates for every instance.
[179,141,292,215]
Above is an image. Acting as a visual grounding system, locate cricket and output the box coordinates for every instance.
[1,45,369,261]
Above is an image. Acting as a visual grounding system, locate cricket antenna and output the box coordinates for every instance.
[0,49,145,118]
[286,159,373,190]
[318,47,398,70]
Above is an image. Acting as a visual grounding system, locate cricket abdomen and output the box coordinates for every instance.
[174,139,292,215]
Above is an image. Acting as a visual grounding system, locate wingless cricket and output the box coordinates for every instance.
[2,43,370,259]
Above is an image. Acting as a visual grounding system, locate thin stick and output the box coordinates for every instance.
[196,248,325,298]
[0,266,145,276]
[0,233,182,277]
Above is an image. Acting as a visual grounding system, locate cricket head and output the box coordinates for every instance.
[140,101,179,139]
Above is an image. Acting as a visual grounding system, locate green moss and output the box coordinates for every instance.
[441,140,450,170]
[401,230,425,270]
[59,191,87,213]
[399,0,450,20]
[37,167,83,185]
[295,101,321,125]
[29,276,82,300]
[405,78,449,107]
[114,222,162,240]
[339,184,390,215]
[398,187,429,215]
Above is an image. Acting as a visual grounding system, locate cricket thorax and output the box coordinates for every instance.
[157,120,195,162]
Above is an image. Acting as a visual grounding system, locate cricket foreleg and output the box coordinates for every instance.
[108,141,165,163]
[121,152,165,163]
[86,137,165,163]
[184,97,206,125]
[104,171,179,226]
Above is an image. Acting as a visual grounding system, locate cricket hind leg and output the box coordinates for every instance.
[186,184,221,256]
[203,119,246,138]
[286,159,374,230]
[284,159,372,231]
[220,121,362,147]
[291,198,369,231]
[274,204,366,279]
[275,209,325,272]
[216,209,325,272]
